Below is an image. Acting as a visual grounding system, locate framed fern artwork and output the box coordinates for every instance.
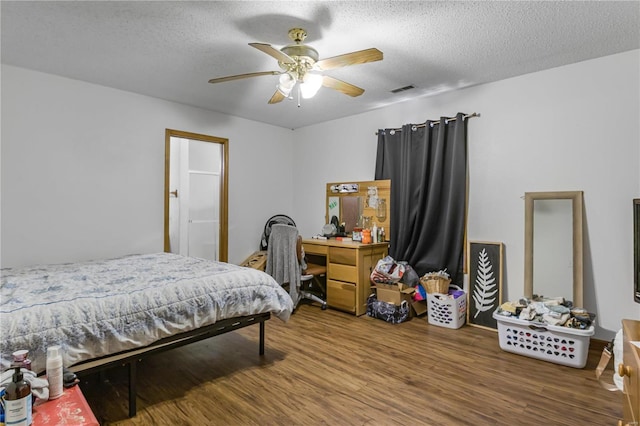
[467,241,503,330]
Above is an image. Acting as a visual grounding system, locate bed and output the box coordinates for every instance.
[0,252,293,416]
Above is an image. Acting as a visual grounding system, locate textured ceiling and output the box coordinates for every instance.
[2,1,639,129]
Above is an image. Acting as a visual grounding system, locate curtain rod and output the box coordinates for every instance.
[375,112,480,135]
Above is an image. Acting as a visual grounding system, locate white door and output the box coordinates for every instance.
[168,136,223,261]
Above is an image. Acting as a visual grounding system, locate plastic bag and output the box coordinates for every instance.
[399,262,420,287]
[370,255,405,284]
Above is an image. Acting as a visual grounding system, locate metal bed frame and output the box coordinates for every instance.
[72,312,271,417]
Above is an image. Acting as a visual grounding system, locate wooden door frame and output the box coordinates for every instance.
[164,129,229,262]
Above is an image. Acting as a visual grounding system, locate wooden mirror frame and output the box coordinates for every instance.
[325,179,391,240]
[524,191,584,307]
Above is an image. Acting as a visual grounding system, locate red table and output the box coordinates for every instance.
[32,385,99,426]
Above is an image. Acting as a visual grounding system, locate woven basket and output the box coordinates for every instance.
[420,276,451,294]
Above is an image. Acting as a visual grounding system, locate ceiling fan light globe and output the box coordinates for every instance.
[276,86,292,97]
[278,72,295,86]
[277,73,296,96]
[300,73,323,99]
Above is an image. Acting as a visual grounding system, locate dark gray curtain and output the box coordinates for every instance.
[374,112,467,285]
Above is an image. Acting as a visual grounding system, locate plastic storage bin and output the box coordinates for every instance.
[427,288,466,329]
[493,311,594,368]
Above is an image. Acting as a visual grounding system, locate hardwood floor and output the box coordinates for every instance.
[81,304,622,425]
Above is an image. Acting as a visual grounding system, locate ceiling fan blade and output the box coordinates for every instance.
[249,43,296,64]
[322,76,365,97]
[208,71,281,84]
[315,48,383,71]
[268,89,287,104]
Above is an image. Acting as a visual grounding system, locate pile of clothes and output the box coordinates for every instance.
[495,295,595,329]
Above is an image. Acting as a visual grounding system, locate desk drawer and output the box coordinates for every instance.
[328,263,357,282]
[327,279,355,313]
[329,247,356,265]
[303,243,328,256]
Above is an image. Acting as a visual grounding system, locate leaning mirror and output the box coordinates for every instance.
[524,191,584,307]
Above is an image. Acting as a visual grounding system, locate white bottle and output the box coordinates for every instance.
[46,345,64,400]
[372,223,378,243]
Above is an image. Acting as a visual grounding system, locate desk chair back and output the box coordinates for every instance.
[265,224,327,310]
[260,215,296,251]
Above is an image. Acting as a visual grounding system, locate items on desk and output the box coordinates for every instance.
[361,216,372,230]
[322,223,337,237]
[62,369,79,389]
[3,366,33,426]
[351,226,385,244]
[1,367,49,401]
[45,346,63,400]
[12,351,32,372]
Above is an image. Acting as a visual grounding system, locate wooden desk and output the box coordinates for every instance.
[620,319,639,426]
[302,239,388,316]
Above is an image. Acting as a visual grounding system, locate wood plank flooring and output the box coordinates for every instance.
[81,304,622,425]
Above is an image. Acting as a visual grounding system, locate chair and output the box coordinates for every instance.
[265,223,327,310]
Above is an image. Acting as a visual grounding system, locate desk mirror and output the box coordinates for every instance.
[524,191,583,307]
[326,179,391,240]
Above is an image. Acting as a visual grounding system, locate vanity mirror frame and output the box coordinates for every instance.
[326,179,391,240]
[524,191,584,307]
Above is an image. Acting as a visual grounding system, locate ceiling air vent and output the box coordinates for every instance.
[391,85,415,94]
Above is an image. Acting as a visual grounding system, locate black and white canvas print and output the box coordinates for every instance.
[468,241,503,330]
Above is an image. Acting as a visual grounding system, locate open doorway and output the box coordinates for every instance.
[164,129,228,262]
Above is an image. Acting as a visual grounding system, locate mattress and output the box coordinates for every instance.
[0,253,293,373]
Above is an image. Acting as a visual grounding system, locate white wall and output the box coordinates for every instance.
[3,50,638,339]
[293,50,640,339]
[1,65,295,267]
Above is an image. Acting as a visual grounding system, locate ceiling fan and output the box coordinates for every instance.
[208,28,383,104]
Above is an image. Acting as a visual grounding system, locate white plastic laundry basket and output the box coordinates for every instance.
[427,288,466,329]
[493,311,594,368]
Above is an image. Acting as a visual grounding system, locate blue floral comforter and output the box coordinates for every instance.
[0,253,293,373]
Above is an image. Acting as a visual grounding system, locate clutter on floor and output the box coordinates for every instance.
[494,295,595,329]
[493,295,595,368]
[368,256,467,327]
